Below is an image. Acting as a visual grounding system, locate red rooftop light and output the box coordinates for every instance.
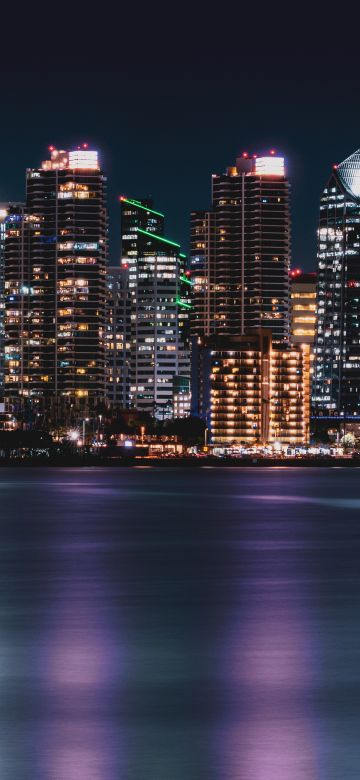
[242,152,248,158]
[48,145,55,152]
[270,149,276,156]
[83,143,88,148]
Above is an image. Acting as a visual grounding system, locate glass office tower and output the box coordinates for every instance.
[313,148,360,416]
[121,198,190,418]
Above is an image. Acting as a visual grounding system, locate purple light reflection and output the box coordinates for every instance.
[39,721,119,780]
[218,528,322,778]
[36,557,123,778]
[41,586,119,691]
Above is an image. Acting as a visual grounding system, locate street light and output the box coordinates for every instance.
[82,417,90,447]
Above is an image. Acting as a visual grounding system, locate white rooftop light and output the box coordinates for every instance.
[68,150,99,170]
[255,156,285,176]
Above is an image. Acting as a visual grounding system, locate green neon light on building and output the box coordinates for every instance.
[176,297,192,309]
[180,252,187,259]
[137,227,181,248]
[121,198,165,218]
[181,274,193,286]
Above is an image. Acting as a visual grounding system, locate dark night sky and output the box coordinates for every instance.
[1,6,360,269]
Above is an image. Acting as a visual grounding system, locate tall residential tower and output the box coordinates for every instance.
[4,146,107,424]
[190,151,291,343]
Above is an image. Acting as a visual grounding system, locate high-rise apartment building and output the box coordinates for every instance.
[4,205,36,416]
[4,146,107,424]
[121,197,190,418]
[190,151,291,343]
[313,148,360,416]
[0,204,9,396]
[290,269,317,347]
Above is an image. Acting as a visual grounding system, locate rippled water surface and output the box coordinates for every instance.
[1,466,360,778]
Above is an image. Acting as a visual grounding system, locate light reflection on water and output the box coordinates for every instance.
[219,538,321,778]
[35,523,123,779]
[0,467,360,778]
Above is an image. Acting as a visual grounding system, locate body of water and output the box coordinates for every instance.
[0,466,359,778]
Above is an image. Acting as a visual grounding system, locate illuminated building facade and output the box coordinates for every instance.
[106,266,131,408]
[0,205,9,396]
[290,270,317,346]
[173,375,191,418]
[313,149,360,416]
[4,147,107,423]
[210,331,272,445]
[269,344,310,444]
[121,197,190,418]
[193,330,310,445]
[4,205,38,417]
[121,196,164,255]
[190,152,290,343]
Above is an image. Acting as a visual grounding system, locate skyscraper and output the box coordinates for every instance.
[4,204,36,416]
[0,204,9,395]
[190,151,291,343]
[4,146,107,424]
[121,197,190,418]
[313,148,360,417]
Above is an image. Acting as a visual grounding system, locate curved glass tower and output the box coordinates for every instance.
[313,148,360,416]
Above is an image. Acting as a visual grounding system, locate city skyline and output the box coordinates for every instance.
[3,140,360,433]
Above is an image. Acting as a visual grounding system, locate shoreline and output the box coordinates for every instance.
[0,456,358,468]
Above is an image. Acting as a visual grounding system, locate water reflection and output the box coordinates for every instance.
[219,503,321,779]
[2,468,360,778]
[34,482,123,780]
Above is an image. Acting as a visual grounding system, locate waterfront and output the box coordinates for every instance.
[1,467,360,777]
